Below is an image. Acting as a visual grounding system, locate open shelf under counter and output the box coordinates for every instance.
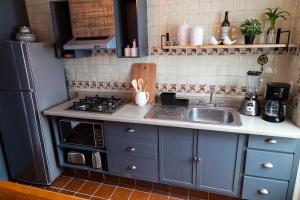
[58,143,106,153]
[61,163,109,173]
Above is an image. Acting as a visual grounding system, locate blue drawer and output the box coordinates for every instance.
[108,136,157,159]
[105,122,157,141]
[109,155,158,181]
[245,150,293,181]
[248,135,296,153]
[242,176,288,200]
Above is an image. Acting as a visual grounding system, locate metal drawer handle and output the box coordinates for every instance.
[127,128,135,133]
[127,147,136,152]
[265,139,278,144]
[262,163,274,168]
[128,165,137,170]
[257,188,269,195]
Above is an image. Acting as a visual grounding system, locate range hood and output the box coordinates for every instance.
[63,36,116,50]
[64,0,116,51]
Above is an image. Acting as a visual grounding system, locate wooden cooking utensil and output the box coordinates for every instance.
[138,78,144,91]
[131,79,138,91]
[132,63,156,103]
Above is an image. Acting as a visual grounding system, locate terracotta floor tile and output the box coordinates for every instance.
[135,186,152,193]
[51,176,72,188]
[78,181,100,195]
[90,172,104,183]
[170,185,188,196]
[104,174,120,185]
[75,193,91,199]
[151,189,169,196]
[153,183,170,192]
[209,193,231,200]
[129,190,150,200]
[135,179,152,189]
[120,177,135,186]
[90,197,107,200]
[169,193,188,200]
[75,169,90,180]
[59,189,75,195]
[110,187,132,200]
[149,194,169,200]
[189,189,209,200]
[94,184,117,199]
[63,178,86,192]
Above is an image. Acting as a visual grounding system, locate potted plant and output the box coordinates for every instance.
[264,8,290,43]
[240,19,262,44]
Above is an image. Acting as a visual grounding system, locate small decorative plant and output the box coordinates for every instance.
[240,19,262,44]
[264,8,290,30]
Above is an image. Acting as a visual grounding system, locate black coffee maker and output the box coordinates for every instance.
[263,82,290,123]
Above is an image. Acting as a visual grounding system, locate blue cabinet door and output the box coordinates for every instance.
[159,127,196,187]
[196,131,244,196]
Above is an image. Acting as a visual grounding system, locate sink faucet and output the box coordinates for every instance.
[209,88,215,104]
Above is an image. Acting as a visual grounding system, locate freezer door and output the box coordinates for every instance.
[0,91,50,184]
[0,41,33,91]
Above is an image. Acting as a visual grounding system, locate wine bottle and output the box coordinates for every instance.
[221,11,230,44]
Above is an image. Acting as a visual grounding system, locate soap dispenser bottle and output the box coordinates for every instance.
[130,39,138,57]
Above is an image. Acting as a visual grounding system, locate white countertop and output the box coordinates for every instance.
[44,99,300,139]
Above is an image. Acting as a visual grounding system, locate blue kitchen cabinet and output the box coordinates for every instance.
[159,127,244,196]
[159,126,196,187]
[105,122,158,182]
[196,131,244,195]
[243,135,300,200]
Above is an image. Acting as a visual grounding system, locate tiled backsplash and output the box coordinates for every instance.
[65,53,289,98]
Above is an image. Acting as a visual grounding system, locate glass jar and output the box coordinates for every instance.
[266,28,277,44]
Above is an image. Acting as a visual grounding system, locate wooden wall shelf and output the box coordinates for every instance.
[162,44,298,50]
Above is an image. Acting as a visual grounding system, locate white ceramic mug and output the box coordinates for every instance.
[135,91,149,107]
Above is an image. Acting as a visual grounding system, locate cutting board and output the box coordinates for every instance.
[132,63,157,103]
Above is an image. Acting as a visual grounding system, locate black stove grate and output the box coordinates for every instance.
[68,95,125,114]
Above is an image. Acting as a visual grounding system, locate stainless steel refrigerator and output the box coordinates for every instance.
[0,41,67,185]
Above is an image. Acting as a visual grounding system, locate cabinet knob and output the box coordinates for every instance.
[257,188,269,195]
[193,157,201,162]
[127,128,135,133]
[261,163,274,168]
[127,147,136,152]
[265,139,278,144]
[128,165,137,170]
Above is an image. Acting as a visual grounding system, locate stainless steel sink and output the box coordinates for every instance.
[185,107,238,125]
[145,105,242,126]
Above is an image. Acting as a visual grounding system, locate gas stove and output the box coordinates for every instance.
[68,95,125,114]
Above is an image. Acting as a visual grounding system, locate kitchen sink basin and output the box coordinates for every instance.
[186,107,235,125]
[145,105,242,126]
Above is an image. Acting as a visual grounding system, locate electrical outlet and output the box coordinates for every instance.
[289,81,294,94]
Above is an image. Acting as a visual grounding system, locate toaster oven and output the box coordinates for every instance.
[59,119,105,148]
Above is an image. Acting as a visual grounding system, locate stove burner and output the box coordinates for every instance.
[69,95,125,114]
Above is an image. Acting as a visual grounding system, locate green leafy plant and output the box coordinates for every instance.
[240,19,262,36]
[264,8,290,30]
